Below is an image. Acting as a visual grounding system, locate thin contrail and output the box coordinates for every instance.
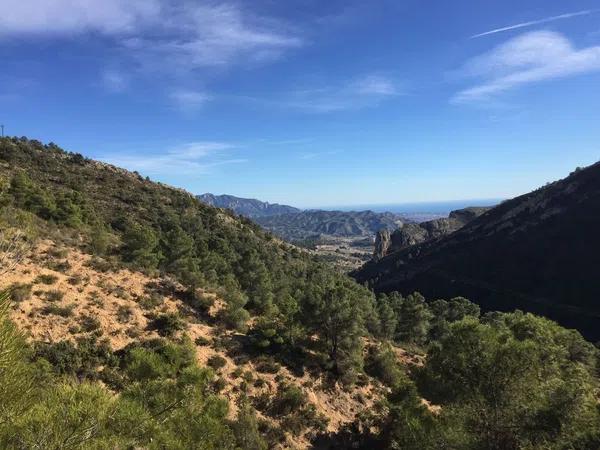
[471,10,596,38]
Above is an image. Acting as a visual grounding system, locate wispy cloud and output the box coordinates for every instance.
[270,74,403,113]
[299,150,341,160]
[101,69,129,93]
[100,141,245,175]
[169,89,211,112]
[453,31,600,103]
[121,3,302,72]
[0,0,303,107]
[471,10,596,38]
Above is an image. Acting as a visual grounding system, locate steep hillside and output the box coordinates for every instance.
[354,163,600,340]
[256,210,404,241]
[0,137,390,448]
[198,193,300,218]
[3,239,389,448]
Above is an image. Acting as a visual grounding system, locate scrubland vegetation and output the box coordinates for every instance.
[0,138,598,449]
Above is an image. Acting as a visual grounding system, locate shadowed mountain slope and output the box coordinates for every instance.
[354,163,600,340]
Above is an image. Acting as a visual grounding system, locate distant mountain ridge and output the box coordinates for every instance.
[255,209,405,240]
[197,193,300,218]
[198,193,408,241]
[354,163,600,340]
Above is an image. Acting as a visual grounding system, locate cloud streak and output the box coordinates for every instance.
[169,90,211,112]
[100,142,245,175]
[270,74,403,113]
[453,31,600,103]
[471,10,596,38]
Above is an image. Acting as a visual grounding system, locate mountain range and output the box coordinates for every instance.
[197,193,300,218]
[255,209,405,240]
[198,193,407,241]
[354,163,600,340]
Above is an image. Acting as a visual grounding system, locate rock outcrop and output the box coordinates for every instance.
[373,229,391,261]
[375,206,492,258]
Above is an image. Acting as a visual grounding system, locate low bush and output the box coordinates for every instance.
[148,313,185,337]
[194,336,210,346]
[207,355,227,371]
[45,260,71,273]
[41,303,74,317]
[138,292,163,310]
[35,274,59,285]
[254,356,280,374]
[116,305,133,323]
[42,289,65,302]
[79,314,101,332]
[9,282,32,302]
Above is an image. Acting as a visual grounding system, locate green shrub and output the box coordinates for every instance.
[254,356,280,374]
[124,347,168,382]
[79,315,101,333]
[41,304,74,317]
[365,344,408,389]
[85,256,115,273]
[33,337,117,379]
[42,289,64,302]
[148,313,185,337]
[270,384,305,416]
[207,355,227,371]
[138,292,163,310]
[116,305,133,323]
[35,274,59,285]
[194,336,210,346]
[9,283,32,302]
[45,260,71,273]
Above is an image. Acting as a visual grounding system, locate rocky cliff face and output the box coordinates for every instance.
[374,206,492,259]
[373,229,391,261]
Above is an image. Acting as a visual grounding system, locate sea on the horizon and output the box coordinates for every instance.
[322,198,503,216]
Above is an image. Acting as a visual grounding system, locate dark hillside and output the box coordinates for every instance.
[354,163,600,340]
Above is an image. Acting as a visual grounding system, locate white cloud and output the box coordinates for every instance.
[169,89,211,112]
[470,10,595,38]
[0,0,160,35]
[100,141,245,175]
[453,31,600,103]
[0,1,303,84]
[121,3,302,71]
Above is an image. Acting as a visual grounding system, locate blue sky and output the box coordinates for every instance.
[1,0,599,208]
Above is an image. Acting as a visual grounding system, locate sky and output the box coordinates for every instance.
[1,0,600,208]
